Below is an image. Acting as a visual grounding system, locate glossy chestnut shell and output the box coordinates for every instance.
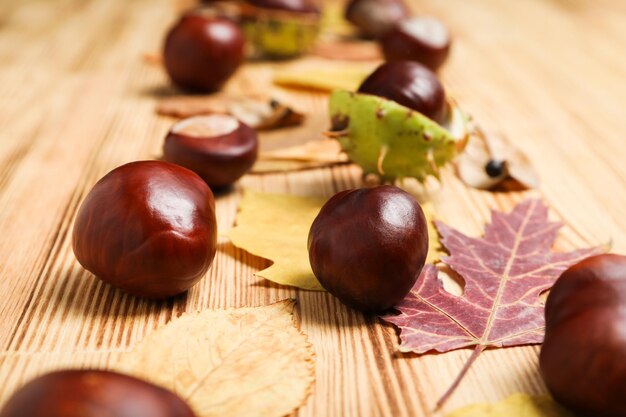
[163,14,245,92]
[308,185,428,312]
[358,61,447,123]
[72,161,217,298]
[163,114,258,189]
[0,370,196,417]
[246,0,320,13]
[381,16,451,72]
[345,0,409,39]
[540,254,626,417]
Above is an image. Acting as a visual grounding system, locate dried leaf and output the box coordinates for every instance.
[455,127,540,190]
[273,62,376,92]
[382,199,606,406]
[115,300,315,417]
[312,40,383,61]
[225,190,440,290]
[156,94,305,130]
[445,393,573,417]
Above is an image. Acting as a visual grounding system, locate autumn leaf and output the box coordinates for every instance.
[115,300,315,417]
[273,62,377,92]
[445,393,573,417]
[382,199,606,407]
[226,190,441,290]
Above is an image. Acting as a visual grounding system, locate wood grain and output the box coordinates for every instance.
[0,0,624,415]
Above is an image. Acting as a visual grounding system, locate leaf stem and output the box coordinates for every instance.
[434,345,485,410]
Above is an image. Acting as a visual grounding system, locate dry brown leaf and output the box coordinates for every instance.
[260,138,346,163]
[115,300,315,417]
[455,127,540,190]
[156,94,305,130]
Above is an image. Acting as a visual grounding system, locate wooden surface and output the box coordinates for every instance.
[0,0,625,415]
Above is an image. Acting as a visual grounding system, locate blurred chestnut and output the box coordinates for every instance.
[358,61,447,123]
[0,370,196,417]
[540,254,626,417]
[345,0,409,39]
[246,0,320,13]
[163,13,245,92]
[163,114,258,189]
[72,161,217,299]
[381,16,451,71]
[308,185,428,312]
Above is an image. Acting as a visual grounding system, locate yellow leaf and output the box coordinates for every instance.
[116,300,315,417]
[273,63,376,92]
[445,393,574,417]
[226,190,441,291]
[226,190,326,291]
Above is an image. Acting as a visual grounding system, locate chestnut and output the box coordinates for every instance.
[358,61,447,123]
[163,114,258,189]
[540,254,626,417]
[72,161,217,299]
[307,185,428,312]
[246,0,320,13]
[344,0,409,39]
[380,16,451,71]
[0,370,196,417]
[163,13,245,92]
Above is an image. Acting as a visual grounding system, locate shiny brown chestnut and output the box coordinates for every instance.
[540,254,626,417]
[381,16,451,71]
[0,370,196,417]
[308,185,428,312]
[163,14,245,92]
[358,61,447,123]
[163,114,258,189]
[72,161,217,299]
[246,0,320,14]
[345,0,409,39]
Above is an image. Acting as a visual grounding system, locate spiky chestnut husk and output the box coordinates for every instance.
[328,90,469,182]
[240,3,320,58]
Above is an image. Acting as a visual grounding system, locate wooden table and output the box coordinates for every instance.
[1,0,625,415]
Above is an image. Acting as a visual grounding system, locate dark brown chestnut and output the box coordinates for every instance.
[358,61,447,123]
[163,114,258,189]
[307,185,428,312]
[72,161,217,299]
[345,0,409,39]
[163,14,245,92]
[540,254,626,417]
[246,0,320,14]
[381,16,451,71]
[0,370,196,417]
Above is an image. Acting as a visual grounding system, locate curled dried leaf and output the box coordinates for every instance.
[455,127,539,190]
[156,94,305,130]
[115,300,315,417]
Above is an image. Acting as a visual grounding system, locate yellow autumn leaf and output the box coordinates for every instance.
[115,300,315,417]
[225,190,441,291]
[273,63,375,92]
[446,393,574,417]
[226,190,326,291]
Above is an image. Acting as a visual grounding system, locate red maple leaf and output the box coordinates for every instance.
[382,199,606,407]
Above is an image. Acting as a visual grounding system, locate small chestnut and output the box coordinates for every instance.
[381,16,451,71]
[540,254,626,417]
[358,61,447,123]
[72,161,217,299]
[307,185,428,312]
[246,0,320,14]
[163,114,258,189]
[163,13,245,92]
[344,0,409,39]
[0,370,196,417]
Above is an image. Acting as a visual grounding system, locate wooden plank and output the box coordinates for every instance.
[0,0,624,415]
